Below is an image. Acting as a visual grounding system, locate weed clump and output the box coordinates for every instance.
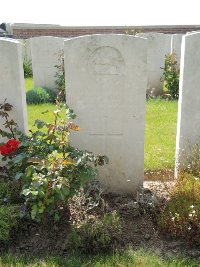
[69,210,121,253]
[0,205,20,242]
[158,172,200,245]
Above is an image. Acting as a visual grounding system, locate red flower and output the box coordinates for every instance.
[0,139,20,156]
[0,146,10,156]
[7,139,20,148]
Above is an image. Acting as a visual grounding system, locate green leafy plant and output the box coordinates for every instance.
[54,50,66,102]
[26,87,56,104]
[69,210,121,253]
[161,52,180,99]
[21,39,33,78]
[0,99,108,221]
[23,59,33,78]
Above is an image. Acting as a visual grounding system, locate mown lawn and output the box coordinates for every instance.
[27,104,66,132]
[24,77,34,91]
[0,249,198,267]
[27,100,178,171]
[144,99,178,170]
[25,79,178,171]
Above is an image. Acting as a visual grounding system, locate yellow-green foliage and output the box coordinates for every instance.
[0,205,20,242]
[158,173,200,244]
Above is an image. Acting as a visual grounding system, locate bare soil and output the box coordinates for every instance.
[7,179,200,260]
[0,166,198,258]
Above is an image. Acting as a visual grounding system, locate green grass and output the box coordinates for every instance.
[27,104,66,131]
[27,100,178,171]
[144,99,178,170]
[25,79,178,171]
[0,249,198,267]
[25,77,34,91]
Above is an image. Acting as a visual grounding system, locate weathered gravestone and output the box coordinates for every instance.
[19,39,32,63]
[139,33,172,96]
[64,34,147,194]
[170,34,183,65]
[0,38,28,165]
[30,36,65,90]
[175,32,200,173]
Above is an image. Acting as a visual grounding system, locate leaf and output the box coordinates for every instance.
[15,172,24,180]
[54,213,60,221]
[22,188,31,196]
[68,122,80,131]
[62,159,76,165]
[41,110,49,114]
[38,206,45,214]
[31,190,38,196]
[34,120,46,129]
[45,134,57,142]
[25,165,35,178]
[31,208,37,220]
[0,111,6,117]
[38,189,45,197]
[33,130,46,137]
[46,124,55,131]
[55,184,62,190]
[61,186,70,196]
[28,157,42,164]
[66,108,77,119]
[12,154,26,164]
[48,150,58,160]
[4,103,13,111]
[54,109,61,114]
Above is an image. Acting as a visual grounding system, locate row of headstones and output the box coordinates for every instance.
[0,33,198,194]
[20,33,182,96]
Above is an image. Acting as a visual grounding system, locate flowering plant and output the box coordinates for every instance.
[0,99,108,221]
[0,139,20,156]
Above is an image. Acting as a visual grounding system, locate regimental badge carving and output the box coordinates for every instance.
[88,46,125,76]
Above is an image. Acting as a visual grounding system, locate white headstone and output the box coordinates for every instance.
[19,39,32,63]
[0,38,28,164]
[171,34,183,64]
[139,33,172,96]
[30,36,65,89]
[176,32,200,173]
[64,34,147,194]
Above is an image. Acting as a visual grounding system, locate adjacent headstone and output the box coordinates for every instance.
[171,34,183,64]
[30,36,65,89]
[19,39,32,63]
[139,33,172,96]
[175,32,200,173]
[64,34,147,194]
[0,38,28,164]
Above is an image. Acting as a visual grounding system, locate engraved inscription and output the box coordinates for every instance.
[88,46,125,76]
